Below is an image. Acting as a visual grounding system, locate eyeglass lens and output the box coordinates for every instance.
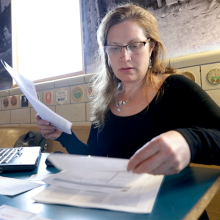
[105,41,148,55]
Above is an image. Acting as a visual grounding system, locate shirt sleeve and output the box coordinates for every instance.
[171,75,220,165]
[56,124,106,156]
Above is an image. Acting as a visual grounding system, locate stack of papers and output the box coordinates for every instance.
[32,154,164,213]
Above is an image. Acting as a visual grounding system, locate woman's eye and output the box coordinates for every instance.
[129,44,139,49]
[111,47,119,50]
[110,47,120,52]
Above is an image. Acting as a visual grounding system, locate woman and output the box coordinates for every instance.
[36,3,220,176]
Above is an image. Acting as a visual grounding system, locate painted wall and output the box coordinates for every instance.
[82,0,220,72]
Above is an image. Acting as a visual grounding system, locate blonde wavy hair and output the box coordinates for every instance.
[90,3,176,127]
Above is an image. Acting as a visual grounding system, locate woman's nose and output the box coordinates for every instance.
[120,47,131,61]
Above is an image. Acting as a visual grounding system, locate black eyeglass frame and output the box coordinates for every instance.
[104,38,151,55]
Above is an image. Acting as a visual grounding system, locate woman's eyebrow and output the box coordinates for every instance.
[107,38,143,45]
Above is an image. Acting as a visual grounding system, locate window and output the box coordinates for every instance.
[11,0,84,83]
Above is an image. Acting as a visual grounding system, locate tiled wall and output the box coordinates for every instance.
[0,73,95,126]
[170,49,220,107]
[0,49,220,127]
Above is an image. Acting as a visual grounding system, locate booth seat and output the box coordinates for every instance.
[0,125,91,153]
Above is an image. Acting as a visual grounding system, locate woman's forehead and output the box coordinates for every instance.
[107,20,146,44]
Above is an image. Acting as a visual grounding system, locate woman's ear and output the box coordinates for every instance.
[149,40,156,56]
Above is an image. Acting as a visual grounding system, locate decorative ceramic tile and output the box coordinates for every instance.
[71,84,90,103]
[10,95,21,109]
[201,62,220,90]
[20,94,30,107]
[54,87,70,105]
[207,68,220,85]
[1,97,9,110]
[43,90,56,105]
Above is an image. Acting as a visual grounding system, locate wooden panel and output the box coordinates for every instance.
[0,125,91,153]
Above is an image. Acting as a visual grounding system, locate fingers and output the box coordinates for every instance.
[134,154,180,175]
[35,113,41,120]
[35,113,62,139]
[40,126,56,136]
[127,138,160,172]
[127,131,191,176]
[150,160,180,175]
[133,150,164,174]
[35,114,50,125]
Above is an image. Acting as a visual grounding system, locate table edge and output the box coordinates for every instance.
[183,175,220,220]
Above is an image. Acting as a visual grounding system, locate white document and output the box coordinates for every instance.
[0,205,51,220]
[32,155,164,213]
[0,176,42,196]
[47,153,129,172]
[1,60,72,134]
[33,171,163,213]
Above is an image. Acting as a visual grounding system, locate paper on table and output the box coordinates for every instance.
[1,60,72,134]
[33,171,163,213]
[47,153,129,172]
[32,154,164,213]
[0,205,51,220]
[0,176,42,196]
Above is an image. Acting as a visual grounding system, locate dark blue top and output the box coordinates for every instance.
[57,74,220,164]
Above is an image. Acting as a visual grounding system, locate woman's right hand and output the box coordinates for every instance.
[35,114,62,139]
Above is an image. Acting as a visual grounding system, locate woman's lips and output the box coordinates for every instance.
[119,67,134,73]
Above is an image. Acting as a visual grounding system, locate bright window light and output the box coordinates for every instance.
[11,0,84,82]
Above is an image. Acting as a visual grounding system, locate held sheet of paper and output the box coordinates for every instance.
[32,154,164,213]
[1,60,72,134]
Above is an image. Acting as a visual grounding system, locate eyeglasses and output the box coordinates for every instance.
[104,38,150,56]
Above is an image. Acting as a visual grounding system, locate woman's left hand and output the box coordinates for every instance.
[127,131,191,175]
